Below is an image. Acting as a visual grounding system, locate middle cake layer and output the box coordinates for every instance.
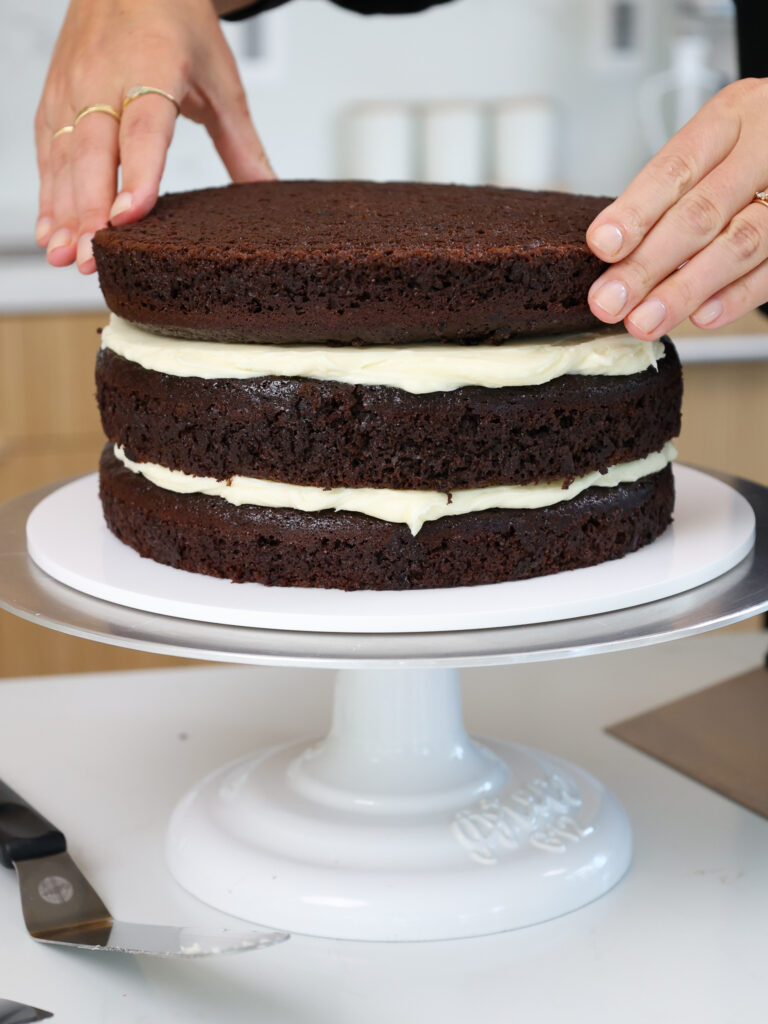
[97,339,682,492]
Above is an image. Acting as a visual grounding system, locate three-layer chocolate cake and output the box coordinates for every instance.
[93,181,682,591]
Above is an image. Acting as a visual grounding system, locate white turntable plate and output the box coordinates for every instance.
[25,465,755,634]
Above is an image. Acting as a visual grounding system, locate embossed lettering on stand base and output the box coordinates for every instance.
[453,772,594,865]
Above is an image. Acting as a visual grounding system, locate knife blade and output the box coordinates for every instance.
[0,779,288,957]
[0,998,53,1023]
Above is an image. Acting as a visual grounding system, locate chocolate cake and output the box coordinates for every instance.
[92,181,682,592]
[93,181,611,345]
[96,341,681,492]
[99,446,675,590]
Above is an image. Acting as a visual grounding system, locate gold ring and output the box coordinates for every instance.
[52,124,74,140]
[753,191,768,210]
[74,104,121,127]
[122,85,181,115]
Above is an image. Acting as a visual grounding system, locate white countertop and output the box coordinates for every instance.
[0,631,766,1023]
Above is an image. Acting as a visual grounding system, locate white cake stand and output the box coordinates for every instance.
[1,466,766,942]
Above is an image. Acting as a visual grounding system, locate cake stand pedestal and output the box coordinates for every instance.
[166,665,630,939]
[1,469,767,941]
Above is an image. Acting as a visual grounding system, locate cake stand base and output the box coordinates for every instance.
[166,667,631,940]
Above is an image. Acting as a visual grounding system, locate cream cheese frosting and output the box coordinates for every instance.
[102,315,665,395]
[114,442,677,536]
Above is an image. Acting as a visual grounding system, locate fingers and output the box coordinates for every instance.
[586,91,741,264]
[584,78,768,336]
[35,0,276,273]
[191,37,275,183]
[71,108,120,273]
[588,138,768,327]
[615,202,768,340]
[47,105,121,272]
[205,89,275,183]
[109,92,179,228]
[34,107,54,248]
[691,256,768,330]
[47,125,78,267]
[37,80,77,263]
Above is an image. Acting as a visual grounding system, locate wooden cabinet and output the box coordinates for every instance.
[1,310,766,677]
[0,311,199,677]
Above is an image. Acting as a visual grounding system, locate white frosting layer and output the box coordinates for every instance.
[114,442,677,536]
[102,315,665,395]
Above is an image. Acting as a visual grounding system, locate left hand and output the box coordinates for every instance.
[585,77,768,339]
[35,0,274,275]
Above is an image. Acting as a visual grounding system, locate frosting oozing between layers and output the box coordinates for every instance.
[101,315,665,395]
[113,442,677,536]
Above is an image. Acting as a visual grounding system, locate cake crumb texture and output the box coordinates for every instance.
[99,446,674,591]
[93,181,612,345]
[96,341,682,491]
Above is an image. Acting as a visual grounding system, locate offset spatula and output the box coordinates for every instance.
[0,999,53,1023]
[0,779,288,957]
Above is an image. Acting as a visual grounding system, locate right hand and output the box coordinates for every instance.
[35,0,275,274]
[586,77,768,339]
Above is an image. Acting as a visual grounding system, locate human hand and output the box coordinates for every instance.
[35,0,274,274]
[586,78,768,339]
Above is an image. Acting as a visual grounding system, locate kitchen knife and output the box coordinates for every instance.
[0,999,53,1023]
[0,779,288,957]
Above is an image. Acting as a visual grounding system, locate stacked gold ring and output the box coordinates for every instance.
[53,103,120,139]
[52,86,179,142]
[753,191,768,210]
[123,85,181,115]
[74,103,121,127]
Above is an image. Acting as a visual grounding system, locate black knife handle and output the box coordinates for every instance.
[0,779,66,869]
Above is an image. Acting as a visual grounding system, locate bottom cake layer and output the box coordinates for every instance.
[99,446,675,591]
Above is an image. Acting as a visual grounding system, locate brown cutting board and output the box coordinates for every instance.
[607,662,768,819]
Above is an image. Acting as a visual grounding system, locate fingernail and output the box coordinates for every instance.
[591,279,628,317]
[46,228,72,255]
[35,217,52,246]
[77,232,95,269]
[109,192,133,220]
[629,298,667,335]
[590,223,623,258]
[692,298,723,326]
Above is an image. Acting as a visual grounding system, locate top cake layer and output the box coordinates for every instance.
[93,181,611,345]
